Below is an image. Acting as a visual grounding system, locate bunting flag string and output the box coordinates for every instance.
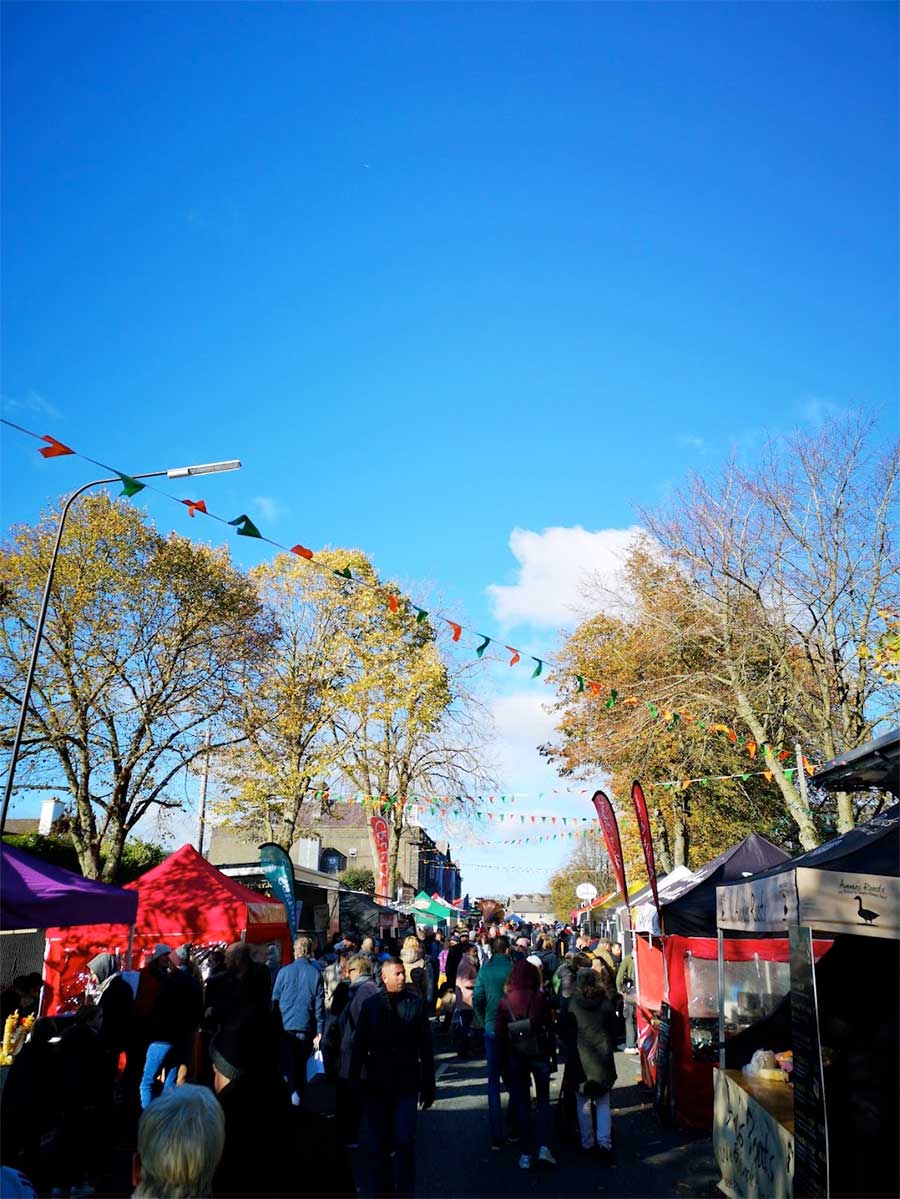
[2,415,814,772]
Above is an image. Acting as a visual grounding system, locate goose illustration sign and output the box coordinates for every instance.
[718,869,899,939]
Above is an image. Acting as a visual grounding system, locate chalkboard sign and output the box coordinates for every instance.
[654,1001,672,1117]
[790,925,829,1198]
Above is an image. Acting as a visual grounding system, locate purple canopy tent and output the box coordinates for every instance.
[1,842,138,930]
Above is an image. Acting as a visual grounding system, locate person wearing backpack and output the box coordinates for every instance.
[495,959,557,1171]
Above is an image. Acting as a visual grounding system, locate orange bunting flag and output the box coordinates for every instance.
[181,499,207,518]
[506,646,521,667]
[802,755,814,776]
[763,770,773,783]
[38,435,75,458]
[682,713,696,723]
[386,593,399,614]
[727,728,738,743]
[746,741,757,758]
[624,696,638,706]
[447,621,462,642]
[682,780,691,791]
[291,544,314,560]
[586,681,599,696]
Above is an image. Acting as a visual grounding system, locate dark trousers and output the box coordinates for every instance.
[484,1031,508,1142]
[336,1077,363,1148]
[362,1089,418,1198]
[507,1056,552,1156]
[281,1030,312,1102]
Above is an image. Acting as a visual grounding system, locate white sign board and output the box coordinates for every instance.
[575,883,598,901]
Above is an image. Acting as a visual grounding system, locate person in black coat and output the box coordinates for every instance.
[210,1021,296,1199]
[350,958,435,1198]
[567,968,618,1156]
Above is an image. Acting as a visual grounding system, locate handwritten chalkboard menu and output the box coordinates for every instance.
[790,925,829,1197]
[654,1001,672,1117]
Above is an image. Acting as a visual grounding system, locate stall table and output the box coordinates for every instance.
[714,1068,794,1199]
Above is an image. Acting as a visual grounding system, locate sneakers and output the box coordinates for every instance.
[537,1146,557,1166]
[624,1046,640,1055]
[518,1154,531,1170]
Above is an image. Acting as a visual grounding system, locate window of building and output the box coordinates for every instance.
[319,847,347,875]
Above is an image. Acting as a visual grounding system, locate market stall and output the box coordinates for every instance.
[42,843,290,1013]
[715,795,899,1199]
[633,833,790,1125]
[409,889,458,927]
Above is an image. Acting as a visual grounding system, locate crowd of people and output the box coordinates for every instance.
[0,919,637,1198]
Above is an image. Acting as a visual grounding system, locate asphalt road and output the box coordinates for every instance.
[416,1031,720,1199]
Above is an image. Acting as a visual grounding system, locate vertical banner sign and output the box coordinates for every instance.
[590,789,629,907]
[790,925,829,1198]
[631,781,661,924]
[259,842,298,938]
[370,816,390,901]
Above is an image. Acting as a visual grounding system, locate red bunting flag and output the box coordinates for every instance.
[39,435,75,458]
[386,592,399,614]
[291,544,313,560]
[506,646,521,667]
[589,681,601,696]
[447,621,462,642]
[181,499,207,518]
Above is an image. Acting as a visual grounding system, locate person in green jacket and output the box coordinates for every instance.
[472,935,513,1149]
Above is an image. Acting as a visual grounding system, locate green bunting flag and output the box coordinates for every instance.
[118,474,145,498]
[647,702,659,718]
[605,689,618,709]
[416,608,428,623]
[229,514,262,538]
[531,658,543,678]
[575,675,585,693]
[334,566,352,579]
[476,635,491,658]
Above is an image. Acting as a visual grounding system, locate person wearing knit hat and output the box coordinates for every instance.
[209,1023,295,1199]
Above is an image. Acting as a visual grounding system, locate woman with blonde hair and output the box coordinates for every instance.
[400,934,429,1003]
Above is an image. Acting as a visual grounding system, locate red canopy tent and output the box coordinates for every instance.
[43,844,291,1014]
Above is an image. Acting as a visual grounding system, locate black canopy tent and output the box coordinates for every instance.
[811,726,900,797]
[658,833,790,937]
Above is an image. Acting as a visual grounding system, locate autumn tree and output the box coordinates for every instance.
[325,560,493,894]
[0,494,272,879]
[546,549,800,868]
[548,415,898,859]
[643,414,899,841]
[212,549,369,849]
[548,835,617,922]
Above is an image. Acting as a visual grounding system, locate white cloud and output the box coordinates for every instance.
[252,495,288,523]
[798,396,851,426]
[677,434,706,451]
[3,391,63,421]
[486,524,643,630]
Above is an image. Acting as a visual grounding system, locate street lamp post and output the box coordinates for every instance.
[0,459,241,836]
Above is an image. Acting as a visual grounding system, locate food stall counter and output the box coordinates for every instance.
[714,1068,794,1199]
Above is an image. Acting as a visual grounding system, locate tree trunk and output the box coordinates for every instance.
[672,793,689,868]
[653,805,673,874]
[835,791,855,834]
[730,682,820,850]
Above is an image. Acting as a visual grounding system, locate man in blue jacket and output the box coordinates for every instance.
[272,935,325,1104]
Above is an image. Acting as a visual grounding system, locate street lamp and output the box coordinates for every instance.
[0,459,241,835]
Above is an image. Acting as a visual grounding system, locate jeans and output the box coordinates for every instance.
[140,1041,176,1109]
[484,1031,507,1142]
[362,1090,418,1198]
[507,1056,552,1156]
[576,1090,611,1149]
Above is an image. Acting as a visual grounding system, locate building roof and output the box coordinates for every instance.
[507,893,553,909]
[3,819,40,835]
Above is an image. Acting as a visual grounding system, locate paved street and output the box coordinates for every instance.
[418,1032,720,1199]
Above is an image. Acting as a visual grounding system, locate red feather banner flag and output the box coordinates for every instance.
[631,780,661,924]
[591,789,629,908]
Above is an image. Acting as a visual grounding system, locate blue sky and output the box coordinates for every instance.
[2,2,897,894]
